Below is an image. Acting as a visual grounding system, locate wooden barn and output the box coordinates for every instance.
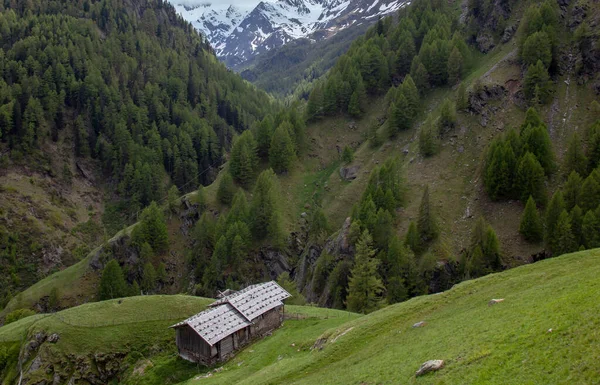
[170,281,291,365]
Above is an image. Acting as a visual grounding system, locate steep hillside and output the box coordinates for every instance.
[0,296,357,384]
[182,248,600,384]
[1,248,598,384]
[0,0,275,308]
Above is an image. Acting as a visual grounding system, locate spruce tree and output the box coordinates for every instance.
[524,60,552,104]
[564,133,588,177]
[582,210,600,249]
[456,82,469,111]
[551,210,576,256]
[269,123,296,174]
[98,259,128,300]
[417,186,438,243]
[217,172,235,205]
[405,221,420,253]
[563,171,582,210]
[516,152,547,204]
[346,231,386,314]
[545,191,566,244]
[579,173,600,212]
[250,169,284,246]
[229,130,259,186]
[570,205,584,247]
[519,196,543,242]
[447,46,464,85]
[141,262,157,293]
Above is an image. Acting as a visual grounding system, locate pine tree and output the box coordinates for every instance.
[524,60,552,104]
[447,46,464,85]
[229,130,259,186]
[98,259,128,300]
[563,171,582,211]
[131,202,169,254]
[519,196,543,242]
[439,98,457,131]
[582,210,600,249]
[269,123,296,174]
[456,82,469,111]
[545,191,566,245]
[516,152,547,204]
[405,221,419,253]
[255,116,274,158]
[342,145,354,164]
[551,210,576,256]
[417,186,438,244]
[167,185,179,214]
[141,262,157,293]
[195,185,207,212]
[346,230,386,314]
[564,133,588,177]
[579,173,600,212]
[217,172,235,205]
[250,169,284,245]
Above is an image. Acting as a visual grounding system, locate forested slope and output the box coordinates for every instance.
[0,0,275,307]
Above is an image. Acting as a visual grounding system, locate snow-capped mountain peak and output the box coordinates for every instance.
[170,0,409,68]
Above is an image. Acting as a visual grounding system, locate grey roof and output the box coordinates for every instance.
[170,281,291,346]
[210,281,291,321]
[170,303,251,346]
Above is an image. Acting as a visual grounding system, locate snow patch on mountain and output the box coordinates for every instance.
[170,0,409,68]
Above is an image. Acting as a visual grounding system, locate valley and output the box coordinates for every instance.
[1,0,600,383]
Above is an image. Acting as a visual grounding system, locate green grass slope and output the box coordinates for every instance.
[0,295,358,385]
[185,249,600,384]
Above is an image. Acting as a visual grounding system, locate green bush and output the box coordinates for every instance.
[5,308,36,325]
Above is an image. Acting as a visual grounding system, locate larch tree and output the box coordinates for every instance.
[346,230,386,314]
[269,122,296,174]
[217,172,235,205]
[229,130,259,186]
[519,196,543,242]
[417,186,438,244]
[99,259,128,300]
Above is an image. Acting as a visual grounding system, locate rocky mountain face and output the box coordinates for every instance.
[171,0,409,68]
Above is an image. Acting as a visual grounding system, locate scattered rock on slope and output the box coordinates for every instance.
[416,360,445,376]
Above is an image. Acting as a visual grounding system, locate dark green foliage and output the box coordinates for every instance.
[269,123,296,174]
[48,287,60,310]
[346,231,386,314]
[312,251,335,295]
[586,122,600,171]
[447,46,464,85]
[217,173,235,205]
[524,60,553,104]
[439,98,457,131]
[405,221,420,253]
[484,111,555,201]
[131,202,169,254]
[309,208,330,242]
[545,191,566,245]
[564,134,587,177]
[387,97,411,137]
[342,146,354,164]
[516,152,547,204]
[550,211,576,256]
[277,272,306,305]
[0,0,274,211]
[142,263,157,293]
[250,169,284,245]
[229,131,259,186]
[195,186,207,212]
[570,205,584,247]
[156,263,167,283]
[419,118,439,157]
[99,259,128,300]
[563,171,582,211]
[579,171,600,212]
[167,186,180,214]
[328,260,352,309]
[521,32,553,68]
[254,116,275,159]
[372,209,394,250]
[5,308,36,325]
[386,236,420,303]
[465,218,503,277]
[519,196,543,242]
[456,82,469,111]
[417,185,438,244]
[582,210,600,249]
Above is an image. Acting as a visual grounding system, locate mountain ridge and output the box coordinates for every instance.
[171,0,409,68]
